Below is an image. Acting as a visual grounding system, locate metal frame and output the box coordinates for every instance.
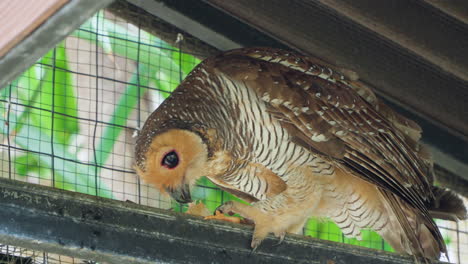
[0,177,442,264]
[0,0,114,90]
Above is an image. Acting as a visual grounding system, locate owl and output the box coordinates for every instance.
[135,47,466,260]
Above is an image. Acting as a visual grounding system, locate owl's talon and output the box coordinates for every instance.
[250,225,269,251]
[274,232,286,246]
[250,238,262,252]
[216,201,235,215]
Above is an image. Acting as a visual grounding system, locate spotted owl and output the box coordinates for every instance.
[135,47,467,260]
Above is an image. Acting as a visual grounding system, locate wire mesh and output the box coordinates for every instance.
[0,7,466,264]
[0,244,89,264]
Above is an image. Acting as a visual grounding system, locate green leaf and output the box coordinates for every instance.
[13,125,112,198]
[0,66,40,135]
[1,39,110,197]
[16,65,41,103]
[73,16,183,97]
[27,43,79,145]
[13,153,40,176]
[51,43,79,143]
[94,63,149,168]
[171,48,200,78]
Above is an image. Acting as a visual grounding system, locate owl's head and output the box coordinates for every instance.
[135,129,208,203]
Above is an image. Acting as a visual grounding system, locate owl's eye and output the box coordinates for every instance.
[161,151,179,169]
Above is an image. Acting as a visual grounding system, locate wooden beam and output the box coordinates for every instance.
[0,0,69,58]
[0,0,114,90]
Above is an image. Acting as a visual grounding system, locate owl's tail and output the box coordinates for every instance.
[427,186,467,221]
[379,190,444,261]
[380,187,466,262]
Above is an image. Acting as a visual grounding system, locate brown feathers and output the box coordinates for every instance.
[209,159,287,201]
[209,47,449,258]
[428,186,467,221]
[214,48,434,209]
[135,47,466,260]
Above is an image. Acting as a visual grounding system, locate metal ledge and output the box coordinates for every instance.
[126,0,241,52]
[0,177,442,264]
[107,0,220,59]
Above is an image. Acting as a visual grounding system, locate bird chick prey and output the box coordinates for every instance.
[135,47,466,260]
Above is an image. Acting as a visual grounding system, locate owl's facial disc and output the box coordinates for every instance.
[136,129,208,204]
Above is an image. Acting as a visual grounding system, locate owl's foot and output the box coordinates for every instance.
[204,210,241,223]
[213,201,287,251]
[274,231,286,245]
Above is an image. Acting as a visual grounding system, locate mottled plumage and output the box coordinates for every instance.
[135,47,466,261]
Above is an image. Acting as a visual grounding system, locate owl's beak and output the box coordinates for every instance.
[166,184,192,204]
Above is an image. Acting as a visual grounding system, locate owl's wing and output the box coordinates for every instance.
[213,48,432,212]
[209,47,445,256]
[209,162,287,203]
